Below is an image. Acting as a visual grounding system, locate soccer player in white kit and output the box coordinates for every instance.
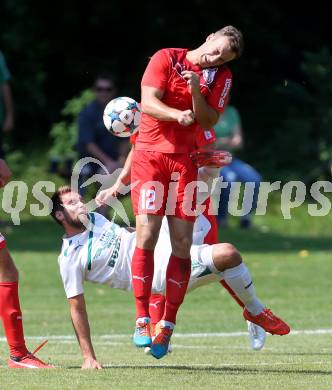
[51,186,290,369]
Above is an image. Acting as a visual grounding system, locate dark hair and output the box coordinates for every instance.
[50,185,72,225]
[216,26,244,59]
[94,72,116,86]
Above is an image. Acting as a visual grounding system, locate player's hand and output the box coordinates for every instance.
[95,180,124,205]
[181,71,200,94]
[177,109,195,126]
[0,159,12,187]
[82,357,103,370]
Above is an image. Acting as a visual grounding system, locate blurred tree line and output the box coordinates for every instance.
[1,0,331,181]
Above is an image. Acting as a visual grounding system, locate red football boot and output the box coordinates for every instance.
[8,340,55,369]
[243,308,290,335]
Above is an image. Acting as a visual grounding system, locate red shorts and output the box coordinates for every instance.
[0,233,6,250]
[131,150,198,222]
[203,212,219,245]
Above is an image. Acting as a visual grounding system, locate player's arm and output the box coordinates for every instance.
[95,146,134,206]
[141,49,194,126]
[68,294,102,369]
[141,86,194,126]
[181,71,219,128]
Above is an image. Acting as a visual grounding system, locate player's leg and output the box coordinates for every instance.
[164,216,193,323]
[130,150,169,348]
[0,238,52,368]
[218,164,234,227]
[149,294,165,336]
[199,243,290,335]
[150,216,193,359]
[131,214,163,347]
[149,154,196,359]
[200,207,266,349]
[0,240,28,359]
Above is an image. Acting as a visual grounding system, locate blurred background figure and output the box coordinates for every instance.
[0,50,14,158]
[0,51,14,227]
[77,73,129,183]
[214,105,261,229]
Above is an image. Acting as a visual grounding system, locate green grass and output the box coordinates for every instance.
[0,200,331,389]
[0,152,332,388]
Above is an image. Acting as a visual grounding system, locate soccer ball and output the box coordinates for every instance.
[103,96,141,138]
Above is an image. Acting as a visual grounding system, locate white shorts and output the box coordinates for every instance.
[152,229,220,293]
[115,218,220,293]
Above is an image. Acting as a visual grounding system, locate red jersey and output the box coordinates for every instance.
[130,127,217,148]
[136,48,232,153]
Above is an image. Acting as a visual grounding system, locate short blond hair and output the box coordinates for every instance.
[215,26,244,58]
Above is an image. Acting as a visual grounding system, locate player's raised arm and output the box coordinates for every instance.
[182,70,220,128]
[68,294,102,370]
[141,49,194,126]
[141,86,194,126]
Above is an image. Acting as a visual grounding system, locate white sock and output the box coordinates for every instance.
[222,263,264,315]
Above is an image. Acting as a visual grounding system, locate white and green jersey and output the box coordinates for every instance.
[58,213,135,298]
[58,213,219,299]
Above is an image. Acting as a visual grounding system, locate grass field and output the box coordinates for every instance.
[0,192,332,389]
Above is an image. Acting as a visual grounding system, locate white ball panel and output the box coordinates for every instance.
[119,110,134,125]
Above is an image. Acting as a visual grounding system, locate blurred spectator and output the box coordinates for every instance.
[0,51,14,158]
[214,105,261,229]
[77,73,129,193]
[0,51,14,227]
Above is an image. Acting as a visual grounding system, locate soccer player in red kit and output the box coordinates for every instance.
[130,26,244,358]
[0,159,53,368]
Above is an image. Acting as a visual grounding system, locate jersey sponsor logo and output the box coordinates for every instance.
[140,189,156,211]
[204,130,213,140]
[168,278,186,288]
[218,78,232,108]
[173,60,185,76]
[132,275,150,283]
[170,56,215,91]
[202,68,218,85]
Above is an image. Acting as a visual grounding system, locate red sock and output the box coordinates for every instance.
[131,247,154,319]
[220,280,245,308]
[149,294,165,325]
[0,282,28,358]
[163,255,191,324]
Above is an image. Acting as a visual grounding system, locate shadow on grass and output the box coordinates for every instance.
[65,364,332,375]
[2,218,332,253]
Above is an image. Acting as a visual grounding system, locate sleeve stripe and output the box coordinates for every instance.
[87,213,95,270]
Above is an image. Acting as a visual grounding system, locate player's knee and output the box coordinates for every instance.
[171,236,192,258]
[212,243,242,271]
[136,229,159,250]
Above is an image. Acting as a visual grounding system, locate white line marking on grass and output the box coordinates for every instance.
[1,328,332,343]
[94,361,332,369]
